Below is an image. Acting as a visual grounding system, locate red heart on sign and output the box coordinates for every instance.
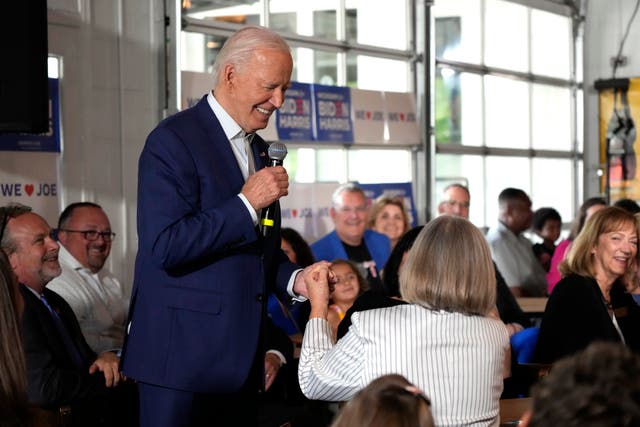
[25,184,34,196]
[366,111,372,119]
[399,113,405,121]
[292,209,298,218]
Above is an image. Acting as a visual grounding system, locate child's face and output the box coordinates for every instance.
[331,263,360,304]
[539,219,561,243]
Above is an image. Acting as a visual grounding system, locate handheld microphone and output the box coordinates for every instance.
[260,142,288,237]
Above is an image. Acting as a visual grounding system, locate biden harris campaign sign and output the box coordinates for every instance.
[312,84,354,143]
[276,82,313,142]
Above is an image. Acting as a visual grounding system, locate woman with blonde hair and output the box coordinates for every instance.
[535,206,640,363]
[368,196,410,249]
[299,215,509,426]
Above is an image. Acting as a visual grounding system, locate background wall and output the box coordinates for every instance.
[47,0,165,295]
[583,0,640,199]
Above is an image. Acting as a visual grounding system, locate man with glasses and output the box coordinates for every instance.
[0,203,134,425]
[438,183,471,218]
[311,182,390,293]
[48,202,128,354]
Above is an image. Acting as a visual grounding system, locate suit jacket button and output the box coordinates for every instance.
[256,294,263,302]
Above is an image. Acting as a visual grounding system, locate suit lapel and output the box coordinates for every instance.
[194,96,245,186]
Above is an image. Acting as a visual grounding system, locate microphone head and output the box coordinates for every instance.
[268,142,288,162]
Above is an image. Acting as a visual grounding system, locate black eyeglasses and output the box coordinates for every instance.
[58,229,116,242]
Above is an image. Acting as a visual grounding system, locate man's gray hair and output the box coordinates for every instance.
[332,183,366,207]
[211,26,291,86]
[0,203,33,253]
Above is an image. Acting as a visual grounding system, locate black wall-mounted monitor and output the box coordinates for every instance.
[0,0,49,134]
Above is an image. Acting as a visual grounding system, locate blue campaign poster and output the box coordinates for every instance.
[360,182,417,227]
[0,78,61,152]
[312,84,354,143]
[276,81,313,141]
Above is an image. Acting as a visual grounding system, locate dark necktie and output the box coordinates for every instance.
[40,294,85,369]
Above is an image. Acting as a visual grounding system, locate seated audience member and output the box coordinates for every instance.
[436,184,530,330]
[0,249,29,427]
[547,197,606,294]
[521,342,640,427]
[368,196,410,250]
[437,183,470,219]
[0,203,135,426]
[330,374,434,427]
[613,197,640,214]
[531,207,562,272]
[299,216,509,427]
[47,202,128,354]
[311,183,390,293]
[336,226,423,339]
[327,259,367,339]
[281,227,315,268]
[535,207,640,363]
[486,188,547,297]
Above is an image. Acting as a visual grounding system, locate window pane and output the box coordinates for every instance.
[433,0,481,64]
[269,0,339,38]
[347,149,411,183]
[485,156,531,226]
[435,154,485,227]
[346,0,408,49]
[484,76,529,149]
[316,148,346,182]
[287,147,316,183]
[435,69,482,146]
[531,10,571,79]
[531,84,572,151]
[184,1,261,23]
[350,54,409,91]
[484,0,528,72]
[531,158,573,223]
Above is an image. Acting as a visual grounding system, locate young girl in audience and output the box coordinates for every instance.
[328,259,367,339]
[531,207,562,272]
[330,374,434,427]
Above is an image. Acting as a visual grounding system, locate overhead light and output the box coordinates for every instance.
[182,0,192,9]
[206,41,221,49]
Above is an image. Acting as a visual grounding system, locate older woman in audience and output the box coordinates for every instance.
[535,207,640,363]
[368,196,410,249]
[547,197,606,293]
[299,215,509,427]
[0,249,29,427]
[331,374,434,427]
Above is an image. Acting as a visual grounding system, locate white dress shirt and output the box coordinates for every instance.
[299,304,509,427]
[47,245,129,354]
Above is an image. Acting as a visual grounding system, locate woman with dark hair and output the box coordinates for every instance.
[0,249,29,427]
[281,227,315,268]
[547,197,607,294]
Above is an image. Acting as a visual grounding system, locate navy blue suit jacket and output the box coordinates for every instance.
[20,285,106,407]
[121,96,298,394]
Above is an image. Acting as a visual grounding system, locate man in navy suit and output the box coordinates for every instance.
[120,26,321,427]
